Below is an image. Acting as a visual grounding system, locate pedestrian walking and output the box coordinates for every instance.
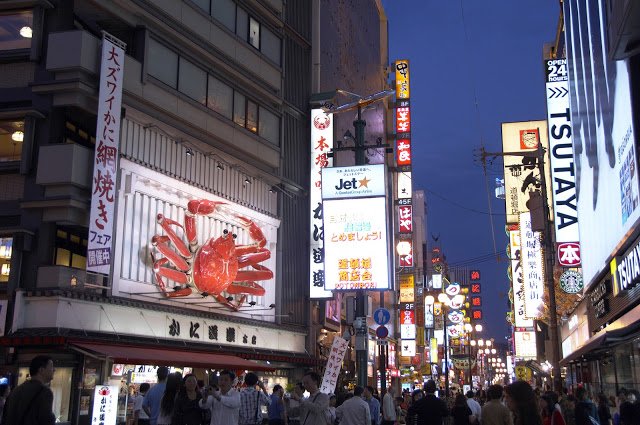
[466,391,482,424]
[575,387,599,425]
[481,385,512,425]
[541,392,565,425]
[288,371,330,425]
[406,379,448,425]
[364,386,381,425]
[239,372,271,425]
[0,383,10,424]
[452,393,474,425]
[157,373,182,425]
[285,382,305,425]
[1,355,56,425]
[336,386,371,425]
[597,394,613,425]
[268,384,286,425]
[504,381,542,425]
[199,369,240,425]
[134,383,151,425]
[173,374,204,425]
[143,366,170,425]
[382,387,397,425]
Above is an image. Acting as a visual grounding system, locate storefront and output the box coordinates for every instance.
[561,235,640,395]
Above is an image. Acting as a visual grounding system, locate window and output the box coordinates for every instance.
[178,58,207,104]
[246,100,258,133]
[0,10,33,51]
[207,75,233,119]
[192,0,210,14]
[261,27,280,64]
[212,0,235,31]
[0,120,25,162]
[249,16,260,49]
[147,38,178,88]
[259,107,279,145]
[18,366,73,422]
[55,228,87,269]
[0,238,12,283]
[233,92,246,128]
[236,8,248,42]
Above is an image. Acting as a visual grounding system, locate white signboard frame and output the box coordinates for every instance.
[514,331,537,359]
[91,385,119,425]
[321,164,386,199]
[509,230,534,328]
[520,212,544,319]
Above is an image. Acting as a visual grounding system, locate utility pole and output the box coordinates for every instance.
[479,142,561,391]
[325,89,394,389]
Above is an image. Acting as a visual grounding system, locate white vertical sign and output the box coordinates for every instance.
[519,212,544,319]
[87,34,125,275]
[91,385,119,425]
[310,109,334,298]
[509,230,533,328]
[320,336,349,394]
[545,58,580,251]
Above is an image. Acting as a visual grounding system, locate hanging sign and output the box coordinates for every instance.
[320,336,349,394]
[91,385,119,425]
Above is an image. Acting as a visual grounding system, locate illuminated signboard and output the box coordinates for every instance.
[398,240,414,268]
[397,172,412,199]
[430,338,438,363]
[510,229,533,327]
[471,309,483,320]
[401,339,416,357]
[471,283,481,294]
[400,324,416,339]
[398,205,413,233]
[321,164,386,200]
[501,121,553,224]
[471,296,482,307]
[432,274,443,289]
[520,212,544,319]
[545,57,580,262]
[396,139,412,166]
[470,270,481,281]
[323,197,390,290]
[395,60,410,99]
[91,385,118,424]
[425,302,434,329]
[400,308,415,325]
[399,275,415,302]
[514,331,537,359]
[396,107,411,134]
[87,35,125,275]
[309,108,334,298]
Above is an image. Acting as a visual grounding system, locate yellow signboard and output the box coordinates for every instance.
[515,365,532,381]
[430,338,438,363]
[395,60,410,99]
[399,275,415,302]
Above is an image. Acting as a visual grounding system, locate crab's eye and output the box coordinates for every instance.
[232,233,237,239]
[223,229,229,234]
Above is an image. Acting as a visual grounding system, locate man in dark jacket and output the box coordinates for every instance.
[2,355,56,425]
[575,387,599,425]
[407,380,448,425]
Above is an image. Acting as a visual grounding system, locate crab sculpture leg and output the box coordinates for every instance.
[186,200,273,309]
[151,215,195,297]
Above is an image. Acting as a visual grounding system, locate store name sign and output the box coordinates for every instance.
[589,280,610,318]
[91,385,118,425]
[611,238,640,296]
[322,165,385,199]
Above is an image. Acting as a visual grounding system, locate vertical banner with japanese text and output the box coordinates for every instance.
[310,109,334,298]
[91,385,118,425]
[320,336,349,394]
[87,34,125,274]
[519,212,544,319]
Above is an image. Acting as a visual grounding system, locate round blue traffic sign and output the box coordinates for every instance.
[373,308,391,325]
[376,325,389,339]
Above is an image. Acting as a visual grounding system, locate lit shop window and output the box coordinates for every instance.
[0,10,33,51]
[55,228,88,269]
[18,367,73,422]
[0,238,12,283]
[0,120,25,162]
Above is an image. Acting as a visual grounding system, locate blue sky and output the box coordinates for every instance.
[382,0,561,341]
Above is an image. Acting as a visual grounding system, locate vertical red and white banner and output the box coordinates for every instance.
[320,336,349,394]
[87,34,125,275]
[310,109,334,298]
[91,385,118,424]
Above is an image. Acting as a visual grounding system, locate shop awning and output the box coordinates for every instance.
[72,341,274,371]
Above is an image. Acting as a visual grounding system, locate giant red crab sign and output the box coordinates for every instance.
[150,199,273,311]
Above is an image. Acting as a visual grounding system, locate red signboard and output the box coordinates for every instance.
[471,296,482,307]
[399,242,414,267]
[398,205,413,233]
[396,139,412,166]
[471,309,483,320]
[396,107,411,134]
[470,270,481,281]
[400,310,415,325]
[557,242,581,266]
[471,283,481,294]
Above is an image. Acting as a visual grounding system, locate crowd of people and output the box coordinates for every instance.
[1,355,640,425]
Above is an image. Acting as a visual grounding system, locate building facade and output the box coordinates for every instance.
[0,0,317,422]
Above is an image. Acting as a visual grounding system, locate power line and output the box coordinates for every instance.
[424,187,506,216]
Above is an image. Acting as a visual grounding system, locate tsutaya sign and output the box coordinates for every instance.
[545,57,580,264]
[310,109,334,298]
[87,34,126,274]
[611,237,640,296]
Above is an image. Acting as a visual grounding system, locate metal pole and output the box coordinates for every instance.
[379,292,387,395]
[467,336,472,389]
[444,306,449,397]
[535,137,561,391]
[354,104,368,388]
